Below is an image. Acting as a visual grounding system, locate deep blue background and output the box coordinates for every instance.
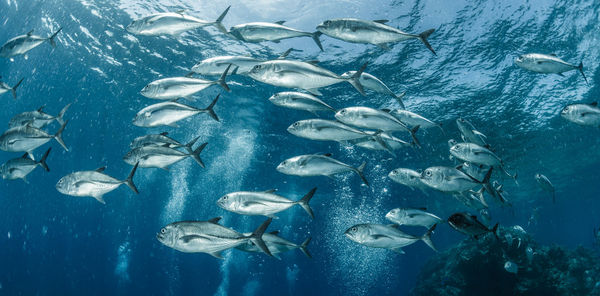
[1,0,599,295]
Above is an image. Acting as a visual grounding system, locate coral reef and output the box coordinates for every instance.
[411,226,600,296]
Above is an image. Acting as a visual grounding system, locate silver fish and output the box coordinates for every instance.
[129,132,191,152]
[141,65,230,100]
[341,71,405,108]
[9,103,71,129]
[0,121,68,153]
[456,118,488,148]
[450,142,517,182]
[132,94,220,127]
[345,223,437,253]
[385,208,442,229]
[229,21,323,51]
[190,48,293,76]
[561,102,600,127]
[0,148,50,182]
[276,153,368,186]
[269,92,335,115]
[388,168,428,193]
[156,217,273,258]
[235,231,311,259]
[389,109,443,132]
[349,131,413,155]
[534,173,555,203]
[420,166,485,193]
[335,107,420,146]
[0,28,62,58]
[126,6,230,36]
[123,138,207,169]
[247,60,367,96]
[447,213,498,238]
[515,53,586,83]
[287,119,370,142]
[55,163,138,204]
[217,187,316,219]
[316,18,435,54]
[0,77,24,99]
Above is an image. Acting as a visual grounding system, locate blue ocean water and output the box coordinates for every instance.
[1,0,599,295]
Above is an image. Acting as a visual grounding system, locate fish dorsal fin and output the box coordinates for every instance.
[95,166,106,173]
[549,53,557,56]
[37,106,45,112]
[27,29,34,36]
[175,9,185,15]
[455,165,463,170]
[208,217,222,224]
[160,132,169,136]
[274,20,286,25]
[381,108,391,113]
[263,189,277,193]
[590,102,598,107]
[269,230,280,235]
[278,48,293,59]
[21,152,30,159]
[388,224,399,229]
[306,60,319,65]
[373,19,389,24]
[418,207,427,211]
[322,153,332,157]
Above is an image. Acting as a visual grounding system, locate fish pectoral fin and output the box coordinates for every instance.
[271,40,280,43]
[391,247,405,254]
[208,217,222,224]
[21,176,29,184]
[93,195,106,204]
[376,43,390,50]
[306,88,322,96]
[208,251,224,259]
[180,235,203,243]
[167,123,180,128]
[472,130,487,138]
[557,72,565,77]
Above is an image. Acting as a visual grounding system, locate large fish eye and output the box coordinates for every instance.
[340,109,346,114]
[392,169,398,174]
[351,227,357,232]
[223,195,228,200]
[160,228,166,234]
[293,122,299,127]
[425,170,432,176]
[281,161,287,165]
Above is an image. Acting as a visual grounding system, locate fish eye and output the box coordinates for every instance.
[392,169,398,174]
[223,195,228,200]
[340,110,346,114]
[426,170,432,176]
[293,122,299,127]
[160,228,166,234]
[351,227,357,232]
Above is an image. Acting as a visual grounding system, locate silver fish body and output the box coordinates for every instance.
[450,143,502,167]
[385,208,442,229]
[216,188,316,218]
[287,119,369,142]
[126,7,230,36]
[269,92,335,114]
[561,103,600,127]
[456,118,488,147]
[345,223,436,253]
[192,56,261,76]
[141,76,226,100]
[132,95,220,127]
[276,154,368,186]
[388,168,427,190]
[235,232,311,259]
[0,122,68,152]
[335,107,409,132]
[229,22,322,50]
[9,103,71,129]
[515,53,586,83]
[420,166,479,192]
[0,28,62,58]
[0,148,50,181]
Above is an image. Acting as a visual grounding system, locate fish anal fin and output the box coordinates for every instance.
[263,189,277,193]
[209,251,224,259]
[93,195,106,204]
[306,88,322,96]
[274,21,286,25]
[208,217,222,224]
[95,166,106,173]
[391,247,405,254]
[373,19,389,24]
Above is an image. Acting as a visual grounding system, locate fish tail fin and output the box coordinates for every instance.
[38,147,51,172]
[410,125,421,148]
[311,31,323,51]
[482,167,493,184]
[203,94,220,122]
[299,237,312,258]
[48,27,62,48]
[248,218,273,257]
[418,29,436,55]
[189,142,208,168]
[54,120,69,151]
[394,91,406,109]
[11,78,24,99]
[473,187,489,208]
[491,223,499,240]
[421,224,438,252]
[296,187,317,219]
[346,62,368,96]
[56,103,72,126]
[216,64,231,92]
[213,5,231,34]
[123,162,139,194]
[578,62,588,85]
[355,161,369,186]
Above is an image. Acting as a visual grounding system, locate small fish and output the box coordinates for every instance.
[335,107,420,146]
[561,102,600,127]
[229,21,323,51]
[9,103,71,129]
[515,53,587,84]
[316,18,435,54]
[447,213,498,239]
[450,142,516,181]
[0,121,68,153]
[141,65,230,100]
[0,148,51,182]
[534,173,555,203]
[55,163,139,204]
[132,94,220,127]
[340,71,405,108]
[247,60,367,96]
[389,109,443,132]
[191,48,293,76]
[123,138,207,169]
[0,77,24,99]
[276,153,368,186]
[287,119,370,142]
[345,223,437,253]
[456,118,488,148]
[129,132,191,152]
[349,131,413,156]
[126,6,230,36]
[385,208,442,229]
[269,92,336,115]
[217,187,317,219]
[388,168,429,193]
[236,231,311,259]
[0,28,62,58]
[420,166,490,193]
[157,217,274,258]
[504,261,518,274]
